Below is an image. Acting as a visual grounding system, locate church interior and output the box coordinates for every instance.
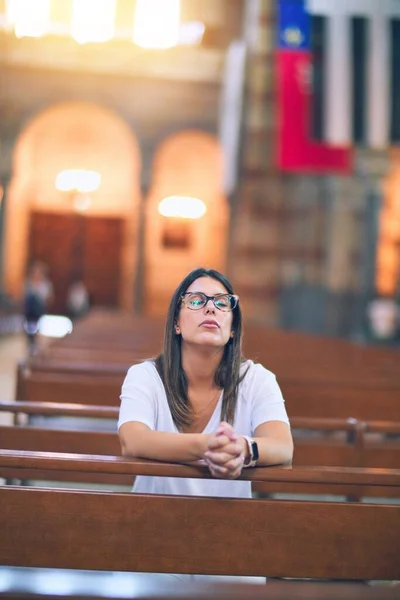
[0,0,399,597]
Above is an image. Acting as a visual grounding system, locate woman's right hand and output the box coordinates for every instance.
[204,422,246,479]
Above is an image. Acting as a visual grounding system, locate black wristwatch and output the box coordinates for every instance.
[243,436,259,468]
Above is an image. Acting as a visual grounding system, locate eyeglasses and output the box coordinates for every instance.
[181,292,239,312]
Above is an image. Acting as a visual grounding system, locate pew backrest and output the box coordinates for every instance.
[0,453,399,581]
[16,366,400,421]
[1,402,399,492]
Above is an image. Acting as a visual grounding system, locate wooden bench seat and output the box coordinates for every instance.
[0,452,399,581]
[43,310,400,375]
[1,401,399,494]
[2,402,400,471]
[17,371,121,406]
[14,311,399,498]
[16,366,400,422]
[26,322,400,382]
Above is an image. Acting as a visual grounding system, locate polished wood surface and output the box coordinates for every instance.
[17,310,400,421]
[0,483,399,580]
[0,450,399,487]
[2,401,399,476]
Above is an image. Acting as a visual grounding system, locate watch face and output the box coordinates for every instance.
[251,441,259,461]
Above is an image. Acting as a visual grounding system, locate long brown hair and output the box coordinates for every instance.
[155,267,247,431]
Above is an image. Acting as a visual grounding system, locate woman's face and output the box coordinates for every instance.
[175,276,234,350]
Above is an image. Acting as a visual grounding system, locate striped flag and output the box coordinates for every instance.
[276,0,353,173]
[309,0,400,148]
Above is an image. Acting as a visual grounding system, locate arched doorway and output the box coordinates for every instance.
[144,130,229,315]
[4,101,141,312]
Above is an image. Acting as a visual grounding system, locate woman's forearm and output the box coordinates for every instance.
[254,436,293,467]
[119,424,210,463]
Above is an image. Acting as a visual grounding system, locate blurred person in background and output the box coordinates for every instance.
[366,292,400,346]
[66,280,90,320]
[23,261,54,353]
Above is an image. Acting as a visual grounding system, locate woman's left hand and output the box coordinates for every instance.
[204,422,246,480]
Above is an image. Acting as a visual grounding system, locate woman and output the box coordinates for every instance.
[118,267,293,582]
[23,261,54,353]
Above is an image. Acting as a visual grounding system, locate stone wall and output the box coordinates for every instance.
[0,0,393,335]
[0,63,220,187]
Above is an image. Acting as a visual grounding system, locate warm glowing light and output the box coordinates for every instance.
[71,0,116,44]
[158,196,206,219]
[56,170,101,193]
[134,0,180,49]
[178,21,205,45]
[6,0,50,38]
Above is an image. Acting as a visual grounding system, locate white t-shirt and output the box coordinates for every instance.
[118,359,290,499]
[26,280,53,304]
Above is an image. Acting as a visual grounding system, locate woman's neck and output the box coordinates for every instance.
[181,344,223,389]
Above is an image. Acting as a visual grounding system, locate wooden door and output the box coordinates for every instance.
[83,217,122,307]
[28,212,123,313]
[28,212,77,314]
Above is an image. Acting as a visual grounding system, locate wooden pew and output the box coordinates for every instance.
[15,310,400,500]
[16,361,400,422]
[2,401,400,473]
[24,339,400,383]
[0,452,399,581]
[1,401,399,495]
[15,366,121,406]
[28,344,400,386]
[17,309,400,421]
[0,400,118,420]
[280,380,400,422]
[37,311,400,379]
[29,308,400,367]
[0,401,128,487]
[26,317,400,384]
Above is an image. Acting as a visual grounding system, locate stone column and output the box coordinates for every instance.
[0,135,13,296]
[230,0,284,325]
[324,149,390,336]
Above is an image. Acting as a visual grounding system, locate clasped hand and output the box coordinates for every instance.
[204,422,246,480]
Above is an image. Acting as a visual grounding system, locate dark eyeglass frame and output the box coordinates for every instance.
[180,292,239,312]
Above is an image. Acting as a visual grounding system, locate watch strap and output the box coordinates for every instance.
[242,435,258,468]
